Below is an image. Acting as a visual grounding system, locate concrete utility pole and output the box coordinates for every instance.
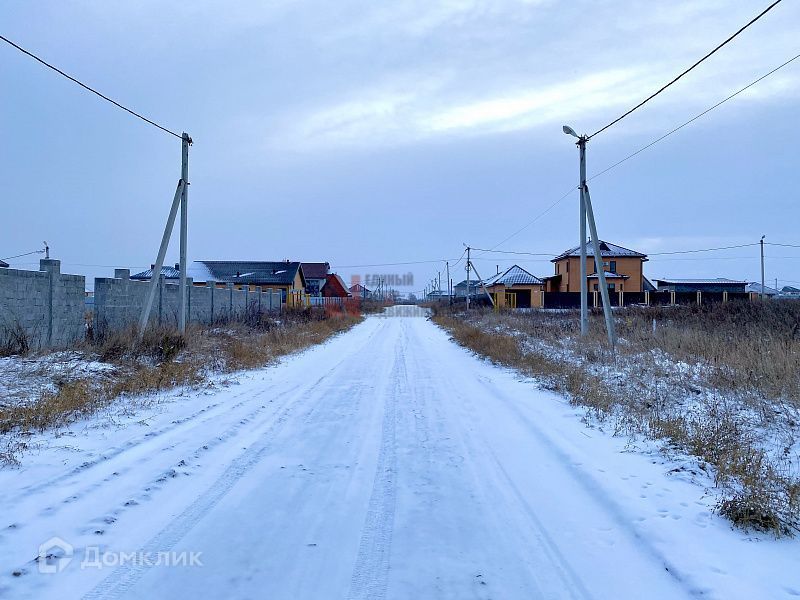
[760,235,766,300]
[466,246,471,310]
[578,136,588,335]
[178,132,190,333]
[446,261,451,303]
[139,133,191,339]
[563,125,615,349]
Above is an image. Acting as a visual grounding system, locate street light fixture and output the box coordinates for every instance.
[562,125,579,137]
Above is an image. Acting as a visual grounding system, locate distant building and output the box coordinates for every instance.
[322,273,351,298]
[483,265,544,308]
[0,259,8,268]
[745,282,780,296]
[189,260,306,302]
[453,280,482,298]
[654,278,747,293]
[131,264,181,281]
[349,283,372,299]
[544,240,648,293]
[301,262,330,297]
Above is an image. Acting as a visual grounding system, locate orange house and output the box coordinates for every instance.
[543,240,648,293]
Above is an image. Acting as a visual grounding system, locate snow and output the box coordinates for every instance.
[0,310,798,598]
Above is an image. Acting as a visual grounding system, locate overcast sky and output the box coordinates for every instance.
[2,0,799,293]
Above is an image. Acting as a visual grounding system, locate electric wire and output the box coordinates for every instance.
[589,52,800,181]
[588,0,784,139]
[0,34,183,139]
[0,249,46,261]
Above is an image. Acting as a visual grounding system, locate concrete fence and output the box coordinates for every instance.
[0,259,86,350]
[94,269,282,336]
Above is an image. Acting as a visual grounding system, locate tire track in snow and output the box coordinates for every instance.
[82,319,383,600]
[346,321,404,600]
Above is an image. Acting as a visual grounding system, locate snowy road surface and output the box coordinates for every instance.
[1,308,798,599]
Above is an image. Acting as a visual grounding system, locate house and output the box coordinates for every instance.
[349,283,372,299]
[453,280,482,298]
[322,273,351,298]
[654,278,747,293]
[781,286,800,295]
[483,265,544,308]
[544,240,648,293]
[131,264,181,281]
[189,260,306,302]
[746,282,780,296]
[301,262,330,296]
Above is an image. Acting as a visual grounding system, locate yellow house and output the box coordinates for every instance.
[483,265,545,308]
[188,260,307,305]
[544,240,648,293]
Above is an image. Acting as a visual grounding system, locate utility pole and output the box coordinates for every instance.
[760,235,766,300]
[466,246,471,310]
[446,261,451,303]
[178,132,190,333]
[139,132,191,339]
[578,137,588,336]
[438,271,442,298]
[563,125,615,349]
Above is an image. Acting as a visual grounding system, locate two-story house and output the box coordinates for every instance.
[543,240,649,293]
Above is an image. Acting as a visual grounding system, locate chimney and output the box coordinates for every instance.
[175,263,180,270]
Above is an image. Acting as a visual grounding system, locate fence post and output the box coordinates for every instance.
[158,274,165,325]
[644,290,650,305]
[208,281,215,324]
[619,289,624,307]
[670,291,676,305]
[228,283,234,319]
[257,286,262,315]
[723,291,728,303]
[40,258,60,347]
[697,291,702,306]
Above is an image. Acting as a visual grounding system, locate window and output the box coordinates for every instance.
[566,261,569,272]
[609,260,617,273]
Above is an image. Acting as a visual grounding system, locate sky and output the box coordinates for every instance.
[1,0,799,294]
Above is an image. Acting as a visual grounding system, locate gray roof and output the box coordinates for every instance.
[588,270,629,279]
[552,240,647,262]
[483,265,543,287]
[131,265,181,280]
[654,278,747,285]
[301,262,330,280]
[193,261,304,286]
[745,282,780,295]
[453,279,483,288]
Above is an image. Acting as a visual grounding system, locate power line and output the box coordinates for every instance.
[332,258,459,269]
[649,243,758,256]
[589,52,800,181]
[0,34,183,139]
[478,186,576,255]
[767,242,800,249]
[0,249,45,261]
[469,247,555,257]
[588,0,784,139]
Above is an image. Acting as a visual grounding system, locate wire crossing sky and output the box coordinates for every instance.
[1,1,799,292]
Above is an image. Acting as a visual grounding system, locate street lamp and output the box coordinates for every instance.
[564,124,588,335]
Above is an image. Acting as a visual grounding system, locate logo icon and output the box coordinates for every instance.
[38,537,73,574]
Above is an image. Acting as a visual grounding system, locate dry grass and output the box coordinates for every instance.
[433,302,800,536]
[0,309,361,452]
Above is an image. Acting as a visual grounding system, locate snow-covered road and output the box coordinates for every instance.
[1,309,798,599]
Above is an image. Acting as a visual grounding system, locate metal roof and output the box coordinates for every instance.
[193,261,303,286]
[483,265,543,287]
[301,262,330,280]
[654,278,747,285]
[552,240,647,261]
[131,265,181,280]
[588,271,629,279]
